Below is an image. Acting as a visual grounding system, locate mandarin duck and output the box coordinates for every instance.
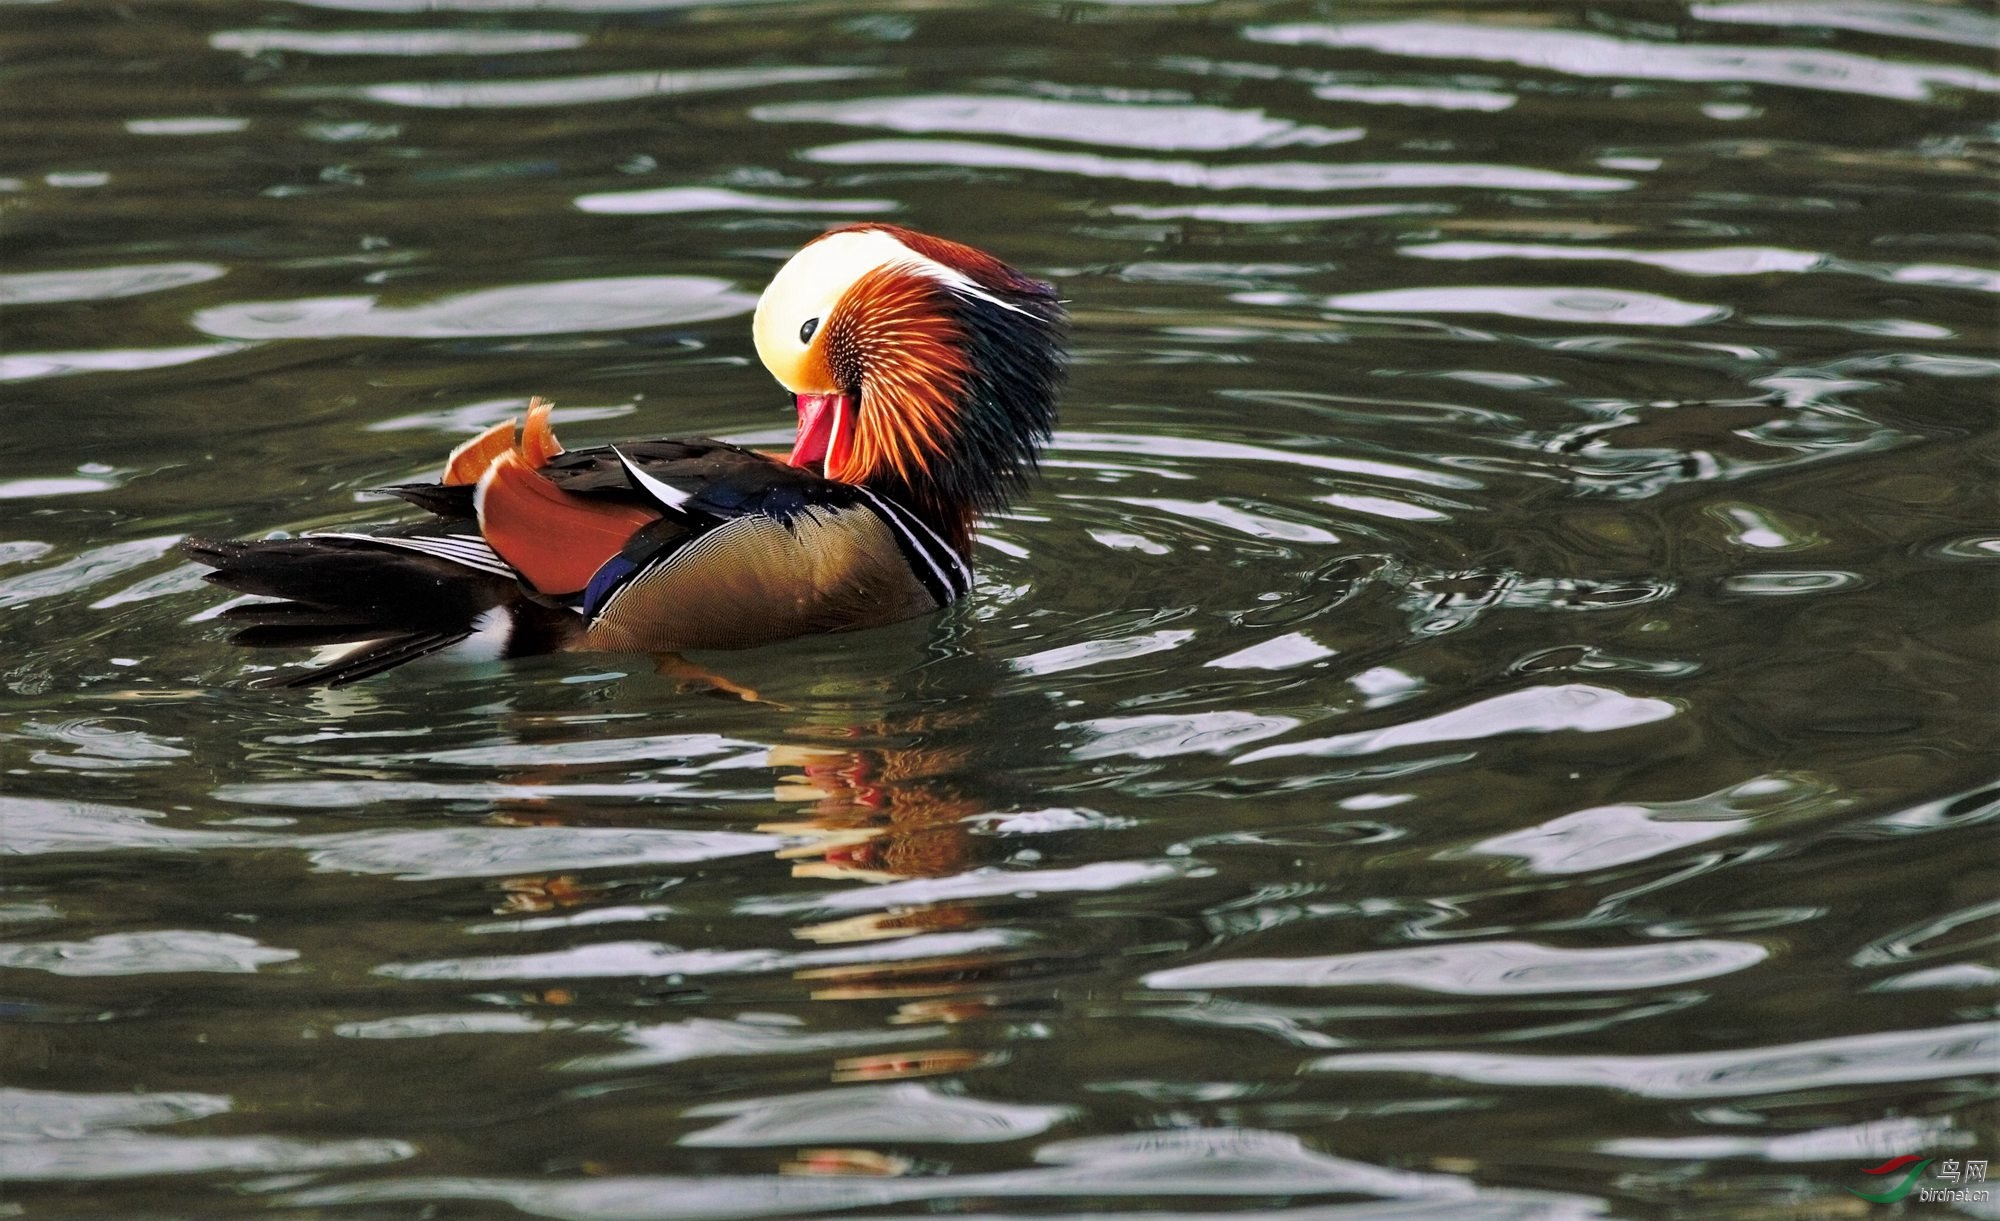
[184,225,1066,686]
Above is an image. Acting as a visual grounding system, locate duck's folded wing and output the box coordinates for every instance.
[535,437,818,517]
[429,433,964,650]
[541,441,971,652]
[467,438,794,596]
[579,503,945,653]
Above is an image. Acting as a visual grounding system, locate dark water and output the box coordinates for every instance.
[4,1,1998,1216]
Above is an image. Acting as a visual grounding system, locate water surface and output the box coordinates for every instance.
[3,1,1997,1216]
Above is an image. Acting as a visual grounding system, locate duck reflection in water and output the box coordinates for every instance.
[760,707,1043,1030]
[472,684,1032,1024]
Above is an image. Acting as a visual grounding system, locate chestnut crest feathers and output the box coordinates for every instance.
[753,225,1066,551]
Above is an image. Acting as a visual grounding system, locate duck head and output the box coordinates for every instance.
[753,224,1066,553]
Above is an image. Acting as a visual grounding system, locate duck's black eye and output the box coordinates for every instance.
[799,317,820,344]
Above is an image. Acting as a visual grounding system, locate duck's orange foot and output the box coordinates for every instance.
[651,653,771,704]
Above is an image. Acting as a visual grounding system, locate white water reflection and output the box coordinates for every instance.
[1872,963,2000,992]
[0,901,59,925]
[1484,807,1730,874]
[1886,263,2000,294]
[740,862,1185,915]
[0,537,181,609]
[1691,1,2000,51]
[125,117,250,135]
[576,186,894,215]
[1070,712,1301,760]
[0,1087,411,1182]
[1157,53,1517,111]
[299,826,780,880]
[0,475,120,500]
[1118,497,1342,543]
[377,928,1022,982]
[1402,242,1824,277]
[1851,896,2000,968]
[1323,287,1727,328]
[1,1133,410,1182]
[0,343,248,382]
[807,140,1635,193]
[1247,21,2000,103]
[0,1088,230,1134]
[1052,430,1482,489]
[1146,939,1765,994]
[338,732,763,769]
[87,562,211,610]
[1206,632,1336,671]
[681,1082,1074,1146]
[0,796,778,881]
[212,28,586,56]
[1710,503,1822,551]
[756,95,1362,151]
[22,718,187,768]
[217,778,761,806]
[306,66,881,109]
[1404,241,2000,294]
[0,797,265,855]
[339,1013,560,1039]
[0,542,56,568]
[1720,570,1863,596]
[192,276,754,339]
[1011,629,1195,676]
[1237,683,1676,764]
[1604,1114,1971,1161]
[0,931,297,976]
[1324,491,1452,522]
[1471,774,1844,874]
[1313,1021,1998,1098]
[564,1014,940,1071]
[1312,83,1516,111]
[0,262,225,304]
[285,1129,1566,1218]
[1109,202,1451,224]
[470,904,678,934]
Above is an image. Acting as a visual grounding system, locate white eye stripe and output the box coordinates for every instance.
[897,254,1030,316]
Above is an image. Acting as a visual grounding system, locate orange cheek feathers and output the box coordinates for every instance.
[831,271,970,490]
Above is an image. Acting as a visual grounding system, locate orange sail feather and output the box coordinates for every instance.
[442,419,516,486]
[474,449,655,596]
[520,397,564,467]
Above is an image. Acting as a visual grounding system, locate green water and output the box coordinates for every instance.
[2,1,1996,1217]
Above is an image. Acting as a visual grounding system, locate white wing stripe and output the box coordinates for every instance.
[613,447,693,512]
[854,488,970,600]
[307,531,515,578]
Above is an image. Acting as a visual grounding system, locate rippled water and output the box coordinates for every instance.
[4,1,1997,1216]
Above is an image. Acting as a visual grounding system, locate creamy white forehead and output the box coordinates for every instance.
[754,228,916,346]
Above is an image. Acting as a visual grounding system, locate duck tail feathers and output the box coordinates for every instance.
[182,534,577,687]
